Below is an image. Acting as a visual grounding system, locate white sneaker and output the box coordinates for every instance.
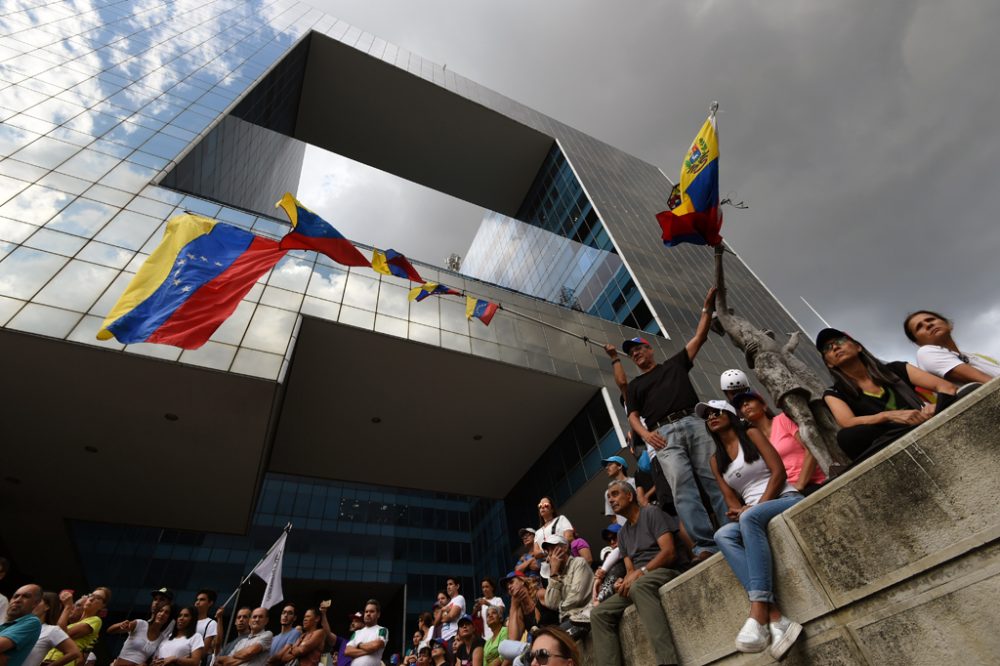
[769,616,803,660]
[734,617,770,653]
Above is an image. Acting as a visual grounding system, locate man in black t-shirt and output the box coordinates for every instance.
[625,286,729,563]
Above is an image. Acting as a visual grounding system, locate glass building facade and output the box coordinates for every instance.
[0,0,827,650]
[464,145,658,333]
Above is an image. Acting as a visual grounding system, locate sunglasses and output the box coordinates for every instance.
[528,648,568,664]
[821,337,851,353]
[703,409,725,419]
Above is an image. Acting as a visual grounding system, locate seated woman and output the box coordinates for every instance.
[818,327,956,462]
[904,310,999,386]
[699,400,804,659]
[732,392,826,495]
[481,606,507,666]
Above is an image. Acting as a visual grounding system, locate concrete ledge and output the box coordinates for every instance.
[581,378,1000,665]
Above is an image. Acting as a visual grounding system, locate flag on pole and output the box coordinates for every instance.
[97,214,287,349]
[371,248,424,282]
[655,106,723,246]
[408,282,461,302]
[465,296,498,325]
[275,193,371,267]
[252,530,288,610]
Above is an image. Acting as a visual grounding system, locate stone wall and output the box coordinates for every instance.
[579,378,1000,665]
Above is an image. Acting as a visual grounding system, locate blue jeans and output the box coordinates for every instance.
[714,492,804,603]
[654,415,731,555]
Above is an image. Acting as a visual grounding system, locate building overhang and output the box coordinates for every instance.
[294,32,555,217]
[270,317,599,499]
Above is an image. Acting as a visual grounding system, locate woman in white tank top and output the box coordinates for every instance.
[698,400,805,661]
[108,603,174,666]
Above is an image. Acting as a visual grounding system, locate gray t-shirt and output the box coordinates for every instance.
[618,505,680,568]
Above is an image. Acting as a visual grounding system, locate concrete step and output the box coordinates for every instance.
[580,378,1000,665]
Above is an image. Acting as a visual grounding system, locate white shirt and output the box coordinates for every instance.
[23,624,70,666]
[478,597,505,640]
[439,595,466,640]
[0,594,7,624]
[534,516,574,548]
[155,632,205,661]
[117,619,165,664]
[196,617,218,641]
[916,345,1000,385]
[346,624,387,666]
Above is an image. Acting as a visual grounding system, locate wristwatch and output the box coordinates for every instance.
[640,566,648,575]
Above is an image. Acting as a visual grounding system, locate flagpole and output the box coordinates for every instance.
[218,524,292,652]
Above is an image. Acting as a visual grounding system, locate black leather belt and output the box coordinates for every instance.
[652,407,696,430]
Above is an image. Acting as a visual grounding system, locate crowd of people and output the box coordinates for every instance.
[2,295,994,666]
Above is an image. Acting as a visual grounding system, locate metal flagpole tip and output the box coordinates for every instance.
[710,101,719,116]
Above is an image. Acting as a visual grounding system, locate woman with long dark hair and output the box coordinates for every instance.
[732,392,826,496]
[152,606,204,666]
[819,327,955,462]
[700,400,804,659]
[532,498,574,559]
[904,310,999,385]
[109,603,175,666]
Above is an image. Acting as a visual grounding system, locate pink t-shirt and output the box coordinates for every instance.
[770,413,826,486]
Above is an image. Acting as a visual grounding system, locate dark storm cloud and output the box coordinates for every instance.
[304,0,1000,362]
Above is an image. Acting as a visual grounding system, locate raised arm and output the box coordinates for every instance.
[685,287,717,362]
[604,344,628,397]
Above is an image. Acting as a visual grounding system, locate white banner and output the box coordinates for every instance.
[252,531,287,609]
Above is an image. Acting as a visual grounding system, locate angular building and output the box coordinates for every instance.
[0,0,819,651]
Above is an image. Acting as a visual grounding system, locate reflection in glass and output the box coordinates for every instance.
[23,228,87,256]
[0,184,74,225]
[44,198,118,238]
[10,135,80,170]
[0,246,68,299]
[241,305,298,354]
[93,209,161,249]
[231,347,283,379]
[373,314,407,339]
[180,341,238,371]
[0,295,25,326]
[338,304,375,330]
[439,298,469,335]
[67,314,125,350]
[268,255,312,292]
[6,303,81,338]
[33,260,119,312]
[300,296,340,321]
[341,272,379,311]
[210,299,256,345]
[375,282,409,319]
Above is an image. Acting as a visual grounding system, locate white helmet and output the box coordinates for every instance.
[720,369,750,392]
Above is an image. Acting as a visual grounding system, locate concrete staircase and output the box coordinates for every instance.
[579,378,1000,665]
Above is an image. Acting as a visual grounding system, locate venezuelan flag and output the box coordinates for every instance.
[98,214,287,349]
[408,282,461,302]
[275,193,371,267]
[372,248,424,282]
[655,111,723,246]
[465,296,498,325]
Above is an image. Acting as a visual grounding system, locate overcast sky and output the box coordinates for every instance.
[300,0,1000,364]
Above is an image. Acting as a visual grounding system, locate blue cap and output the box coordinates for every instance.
[601,523,622,540]
[622,337,651,354]
[601,455,628,469]
[457,614,474,625]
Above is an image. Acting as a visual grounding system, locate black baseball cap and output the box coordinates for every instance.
[151,587,174,601]
[815,328,852,352]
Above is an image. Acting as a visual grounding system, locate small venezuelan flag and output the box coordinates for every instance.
[408,282,461,302]
[97,214,287,349]
[655,109,723,246]
[275,193,371,267]
[465,296,498,325]
[371,248,423,282]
